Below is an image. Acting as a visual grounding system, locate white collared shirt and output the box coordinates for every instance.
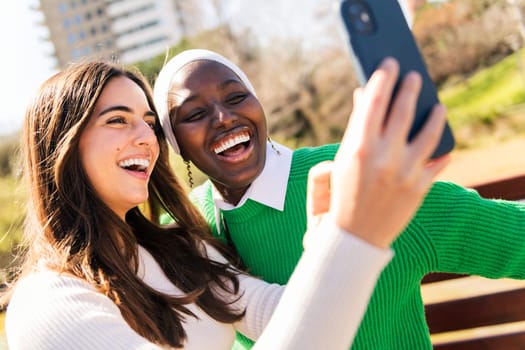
[212,141,293,234]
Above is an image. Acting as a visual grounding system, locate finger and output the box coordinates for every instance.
[306,161,333,240]
[384,71,422,145]
[307,161,333,218]
[339,87,364,151]
[353,87,364,107]
[345,58,400,145]
[426,154,451,177]
[417,154,451,191]
[409,104,448,163]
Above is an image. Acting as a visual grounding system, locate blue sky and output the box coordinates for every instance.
[0,1,56,136]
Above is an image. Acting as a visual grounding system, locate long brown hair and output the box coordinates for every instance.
[2,61,244,347]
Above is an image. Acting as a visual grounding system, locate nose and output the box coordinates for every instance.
[211,104,237,128]
[135,120,158,147]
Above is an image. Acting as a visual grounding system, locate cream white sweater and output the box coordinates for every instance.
[6,220,392,350]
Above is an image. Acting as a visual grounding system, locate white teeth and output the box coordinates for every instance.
[214,134,250,154]
[118,158,150,171]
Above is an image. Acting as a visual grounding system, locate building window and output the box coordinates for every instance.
[85,11,92,20]
[67,33,76,44]
[72,47,82,59]
[72,46,91,60]
[79,31,86,40]
[115,20,159,38]
[74,14,82,25]
[63,18,71,28]
[58,3,67,13]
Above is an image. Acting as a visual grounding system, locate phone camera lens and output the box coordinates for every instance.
[359,12,370,24]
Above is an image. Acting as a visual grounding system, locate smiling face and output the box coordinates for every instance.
[79,76,160,219]
[168,60,268,204]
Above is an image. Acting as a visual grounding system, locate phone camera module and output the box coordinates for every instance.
[345,0,375,35]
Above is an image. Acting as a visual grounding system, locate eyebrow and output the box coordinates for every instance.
[97,105,156,118]
[218,78,243,90]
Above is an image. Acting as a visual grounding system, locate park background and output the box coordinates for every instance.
[2,0,525,348]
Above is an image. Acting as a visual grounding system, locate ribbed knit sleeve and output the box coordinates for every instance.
[414,181,525,278]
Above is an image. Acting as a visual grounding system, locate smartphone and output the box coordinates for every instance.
[339,0,455,158]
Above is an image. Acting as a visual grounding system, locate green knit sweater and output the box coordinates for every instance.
[189,144,525,349]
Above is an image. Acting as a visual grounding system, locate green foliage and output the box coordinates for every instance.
[132,38,194,86]
[440,49,525,130]
[0,133,21,177]
[0,311,5,349]
[0,176,25,257]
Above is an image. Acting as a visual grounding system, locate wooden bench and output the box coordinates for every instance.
[422,174,525,349]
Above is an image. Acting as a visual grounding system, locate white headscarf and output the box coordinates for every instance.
[153,49,257,154]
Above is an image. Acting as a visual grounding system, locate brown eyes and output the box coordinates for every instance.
[107,116,157,129]
[227,93,247,104]
[107,116,126,125]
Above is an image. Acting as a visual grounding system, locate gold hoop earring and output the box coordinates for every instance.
[267,136,281,156]
[184,159,194,188]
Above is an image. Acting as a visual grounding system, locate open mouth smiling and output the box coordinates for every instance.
[211,130,252,157]
[118,158,150,173]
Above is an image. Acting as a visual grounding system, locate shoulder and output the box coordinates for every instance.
[6,271,104,348]
[189,180,217,231]
[189,179,213,203]
[289,143,339,178]
[424,180,525,214]
[8,270,99,307]
[7,270,113,320]
[425,181,480,204]
[6,271,154,350]
[416,181,513,222]
[292,143,339,160]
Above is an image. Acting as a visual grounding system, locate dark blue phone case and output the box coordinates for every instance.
[340,0,455,158]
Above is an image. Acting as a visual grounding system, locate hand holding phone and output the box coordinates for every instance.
[339,0,455,158]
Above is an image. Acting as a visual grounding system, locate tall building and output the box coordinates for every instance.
[38,0,114,66]
[106,0,185,64]
[37,0,214,67]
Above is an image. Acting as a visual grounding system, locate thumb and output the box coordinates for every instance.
[306,161,334,238]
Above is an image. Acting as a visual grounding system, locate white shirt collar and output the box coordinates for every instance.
[212,141,293,234]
